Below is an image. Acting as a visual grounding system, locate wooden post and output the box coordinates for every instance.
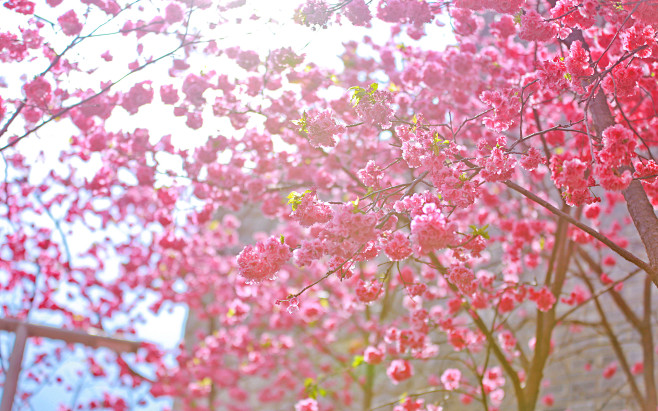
[0,318,141,411]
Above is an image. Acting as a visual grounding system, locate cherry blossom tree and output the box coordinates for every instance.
[1,0,658,410]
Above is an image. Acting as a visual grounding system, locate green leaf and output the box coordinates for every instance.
[369,82,378,92]
[280,234,285,244]
[513,11,522,25]
[349,86,367,107]
[469,224,490,240]
[351,198,364,214]
[287,189,312,211]
[352,355,364,368]
[292,111,309,133]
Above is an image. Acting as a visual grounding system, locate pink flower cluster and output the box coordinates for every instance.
[518,10,557,43]
[377,0,432,27]
[621,24,655,58]
[550,0,596,29]
[355,90,395,129]
[293,238,326,267]
[290,191,332,227]
[294,0,331,29]
[383,231,413,261]
[344,0,372,26]
[551,156,588,191]
[305,111,345,148]
[270,47,304,72]
[235,50,260,71]
[446,264,477,295]
[528,286,556,312]
[121,81,154,114]
[479,145,516,182]
[23,76,51,108]
[356,279,383,303]
[601,64,642,98]
[520,147,543,171]
[565,41,593,82]
[490,15,516,38]
[386,359,413,385]
[364,346,385,364]
[331,204,379,243]
[455,0,524,14]
[237,236,291,284]
[480,88,521,131]
[358,160,384,187]
[294,398,318,411]
[58,10,83,36]
[410,203,457,255]
[537,57,569,93]
[599,124,637,167]
[440,368,462,391]
[595,164,632,191]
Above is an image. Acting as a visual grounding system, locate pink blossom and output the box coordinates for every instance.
[447,264,477,295]
[537,57,569,92]
[293,239,326,267]
[550,0,596,29]
[377,0,432,27]
[490,15,516,38]
[304,111,345,148]
[270,47,304,72]
[5,0,35,14]
[164,3,184,24]
[182,74,211,106]
[599,124,637,167]
[344,0,371,26]
[480,88,521,131]
[440,368,462,390]
[160,85,179,105]
[356,279,383,303]
[452,9,479,37]
[518,10,557,42]
[394,398,425,411]
[542,394,555,406]
[529,286,556,312]
[58,10,83,36]
[355,90,395,129]
[121,81,154,114]
[520,147,543,171]
[603,362,617,379]
[290,191,332,226]
[294,398,318,411]
[632,361,644,375]
[621,24,655,58]
[294,0,331,29]
[595,164,632,191]
[479,145,516,182]
[236,50,260,71]
[236,236,291,284]
[364,346,385,364]
[23,77,51,108]
[358,160,383,187]
[384,231,413,261]
[565,41,593,81]
[410,203,457,255]
[602,64,642,98]
[386,359,413,384]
